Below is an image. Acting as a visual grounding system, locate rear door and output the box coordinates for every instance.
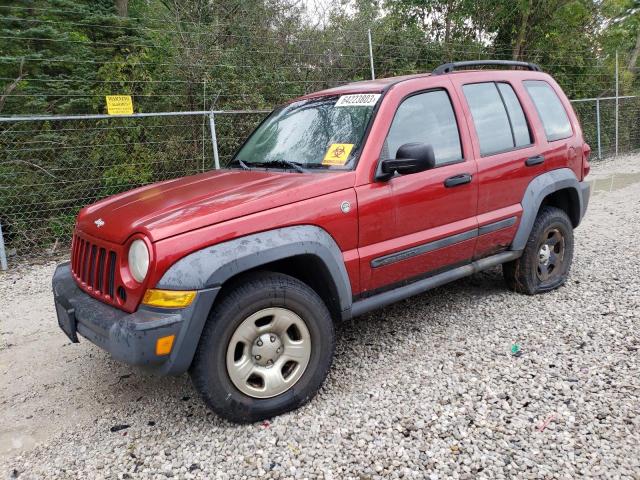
[356,79,478,294]
[450,74,542,258]
[522,79,582,177]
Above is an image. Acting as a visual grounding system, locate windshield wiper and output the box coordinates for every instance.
[228,158,250,170]
[255,159,308,173]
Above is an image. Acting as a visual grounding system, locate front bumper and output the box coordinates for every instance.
[52,263,219,375]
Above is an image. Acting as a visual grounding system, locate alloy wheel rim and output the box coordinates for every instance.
[226,307,312,399]
[536,227,565,282]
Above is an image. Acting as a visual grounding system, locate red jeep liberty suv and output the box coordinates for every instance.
[53,60,591,422]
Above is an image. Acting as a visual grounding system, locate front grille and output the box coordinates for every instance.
[71,233,118,300]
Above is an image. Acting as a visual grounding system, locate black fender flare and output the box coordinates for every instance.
[511,168,590,251]
[157,225,353,316]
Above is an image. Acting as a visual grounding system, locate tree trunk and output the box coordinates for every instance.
[628,30,640,73]
[115,0,128,17]
[0,58,26,114]
[444,0,452,60]
[512,0,532,60]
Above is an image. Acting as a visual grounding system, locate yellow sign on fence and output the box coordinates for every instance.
[105,95,134,115]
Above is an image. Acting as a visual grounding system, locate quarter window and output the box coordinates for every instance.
[463,82,532,156]
[383,90,463,166]
[524,80,572,141]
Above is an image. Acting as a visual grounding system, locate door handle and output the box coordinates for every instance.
[444,173,472,188]
[525,154,545,167]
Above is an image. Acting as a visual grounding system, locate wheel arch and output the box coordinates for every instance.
[213,255,345,323]
[157,225,352,320]
[511,168,587,252]
[539,187,581,227]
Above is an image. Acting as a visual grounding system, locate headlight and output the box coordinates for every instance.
[128,239,149,283]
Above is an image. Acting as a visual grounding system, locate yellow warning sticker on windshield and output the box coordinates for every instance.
[322,143,354,166]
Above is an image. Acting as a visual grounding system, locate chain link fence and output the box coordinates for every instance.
[0,111,267,267]
[571,96,640,159]
[1,70,640,269]
[2,1,639,270]
[2,95,639,269]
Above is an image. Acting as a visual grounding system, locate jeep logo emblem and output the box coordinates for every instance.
[94,218,105,228]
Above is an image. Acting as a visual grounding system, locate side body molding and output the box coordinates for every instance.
[157,225,353,316]
[511,168,590,252]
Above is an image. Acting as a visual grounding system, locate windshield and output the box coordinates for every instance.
[231,94,380,171]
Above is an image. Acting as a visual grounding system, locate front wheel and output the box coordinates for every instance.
[503,206,574,295]
[190,272,335,423]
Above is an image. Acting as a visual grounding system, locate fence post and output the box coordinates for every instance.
[615,50,619,156]
[0,222,8,271]
[596,98,602,159]
[202,80,207,172]
[367,29,375,80]
[209,111,221,170]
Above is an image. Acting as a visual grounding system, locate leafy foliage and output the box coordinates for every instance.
[0,0,638,260]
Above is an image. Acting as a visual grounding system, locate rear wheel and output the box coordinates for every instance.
[503,206,574,294]
[190,272,334,423]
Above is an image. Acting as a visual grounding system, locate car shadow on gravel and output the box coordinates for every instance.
[69,267,508,428]
[336,267,506,338]
[322,267,509,393]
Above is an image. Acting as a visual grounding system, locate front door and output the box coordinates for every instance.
[356,85,478,295]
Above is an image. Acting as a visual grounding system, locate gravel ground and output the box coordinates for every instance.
[1,155,639,479]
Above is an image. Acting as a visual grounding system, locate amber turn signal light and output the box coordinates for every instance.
[142,289,196,308]
[156,335,175,356]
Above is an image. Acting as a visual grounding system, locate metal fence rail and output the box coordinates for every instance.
[0,96,639,269]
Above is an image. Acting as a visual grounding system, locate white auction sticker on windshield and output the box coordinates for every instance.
[335,93,381,107]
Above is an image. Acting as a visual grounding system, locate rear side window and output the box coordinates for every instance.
[383,90,462,166]
[497,83,532,147]
[463,82,532,156]
[524,80,573,141]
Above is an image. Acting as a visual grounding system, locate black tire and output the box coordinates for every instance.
[190,272,335,423]
[503,206,574,295]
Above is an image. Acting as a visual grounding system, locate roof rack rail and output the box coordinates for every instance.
[432,60,542,75]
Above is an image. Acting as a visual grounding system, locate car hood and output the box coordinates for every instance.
[77,169,355,244]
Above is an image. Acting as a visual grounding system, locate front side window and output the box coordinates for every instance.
[382,90,463,166]
[463,82,534,156]
[232,94,379,171]
[524,80,573,141]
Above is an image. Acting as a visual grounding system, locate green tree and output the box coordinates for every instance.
[0,0,156,114]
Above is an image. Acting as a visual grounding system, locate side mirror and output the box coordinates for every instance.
[377,143,436,180]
